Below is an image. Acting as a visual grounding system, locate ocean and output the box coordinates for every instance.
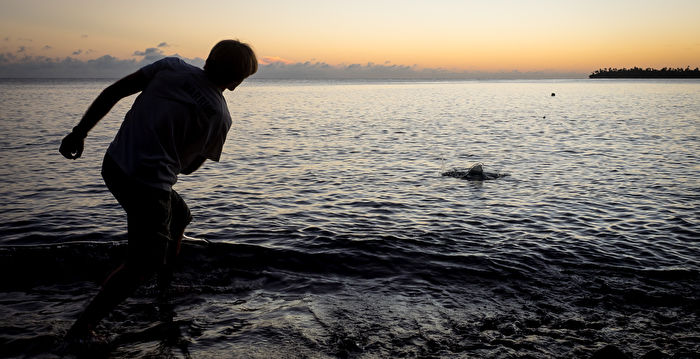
[0,78,698,358]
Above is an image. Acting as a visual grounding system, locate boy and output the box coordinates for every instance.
[59,39,257,339]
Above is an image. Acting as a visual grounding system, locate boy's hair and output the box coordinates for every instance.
[204,40,258,85]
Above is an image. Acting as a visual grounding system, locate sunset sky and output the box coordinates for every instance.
[1,0,699,77]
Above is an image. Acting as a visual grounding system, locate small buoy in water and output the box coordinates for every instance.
[551,93,556,96]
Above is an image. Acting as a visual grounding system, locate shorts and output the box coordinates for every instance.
[101,154,192,269]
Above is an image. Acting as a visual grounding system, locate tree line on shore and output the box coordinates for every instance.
[589,67,700,78]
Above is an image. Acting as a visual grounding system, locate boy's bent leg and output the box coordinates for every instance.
[69,206,171,337]
[67,262,155,339]
[167,190,192,262]
[159,190,192,291]
[68,159,173,338]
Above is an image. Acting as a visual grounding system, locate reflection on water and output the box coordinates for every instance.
[0,79,698,358]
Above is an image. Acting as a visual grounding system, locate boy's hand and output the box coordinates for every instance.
[59,132,85,159]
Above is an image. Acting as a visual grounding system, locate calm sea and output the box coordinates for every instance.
[0,78,698,358]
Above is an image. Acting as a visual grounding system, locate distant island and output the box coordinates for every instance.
[590,67,700,78]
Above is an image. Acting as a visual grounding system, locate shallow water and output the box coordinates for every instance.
[0,78,698,358]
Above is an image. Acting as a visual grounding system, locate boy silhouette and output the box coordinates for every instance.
[59,39,257,340]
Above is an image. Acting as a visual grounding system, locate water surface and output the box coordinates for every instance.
[0,79,698,358]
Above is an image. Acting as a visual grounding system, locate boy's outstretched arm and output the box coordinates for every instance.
[59,70,149,160]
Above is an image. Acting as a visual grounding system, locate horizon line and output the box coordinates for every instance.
[0,52,592,80]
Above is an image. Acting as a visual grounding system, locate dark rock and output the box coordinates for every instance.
[441,163,508,181]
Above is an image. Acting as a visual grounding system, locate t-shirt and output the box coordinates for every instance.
[107,57,232,191]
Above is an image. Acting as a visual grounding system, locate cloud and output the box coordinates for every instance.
[0,54,140,78]
[260,56,294,65]
[72,49,82,56]
[42,45,52,50]
[254,60,586,80]
[132,47,166,62]
[254,61,418,79]
[0,45,206,78]
[0,47,585,79]
[0,52,18,64]
[133,47,161,56]
[157,42,169,48]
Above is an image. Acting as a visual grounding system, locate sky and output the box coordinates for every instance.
[1,0,699,79]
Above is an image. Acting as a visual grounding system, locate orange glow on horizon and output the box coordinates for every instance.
[1,0,698,74]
